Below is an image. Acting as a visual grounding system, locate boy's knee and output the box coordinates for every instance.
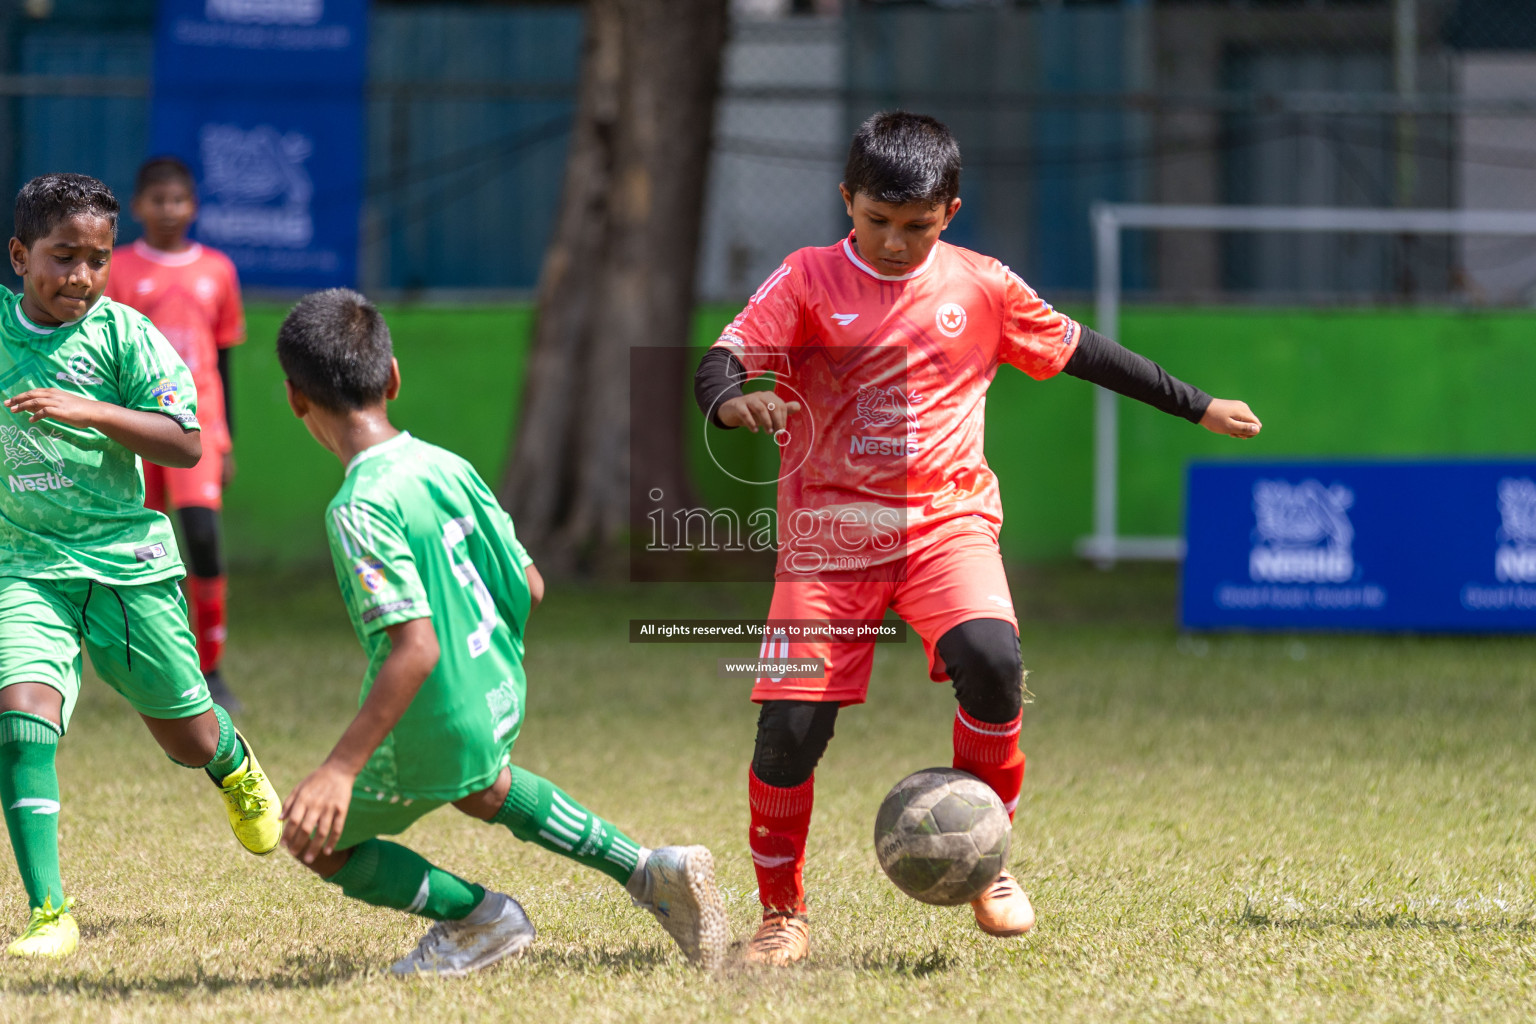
[937,618,1023,723]
[0,682,64,728]
[451,767,511,821]
[177,506,223,578]
[751,700,839,788]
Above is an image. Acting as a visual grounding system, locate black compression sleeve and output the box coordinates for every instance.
[1062,326,1213,424]
[694,347,747,429]
[217,347,233,439]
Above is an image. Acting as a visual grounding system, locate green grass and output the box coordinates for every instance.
[3,566,1535,1021]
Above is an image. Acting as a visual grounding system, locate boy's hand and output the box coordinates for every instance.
[222,451,236,487]
[5,388,103,428]
[1200,398,1262,439]
[718,390,802,435]
[282,762,356,864]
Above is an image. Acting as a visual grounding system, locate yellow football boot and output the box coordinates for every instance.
[7,897,77,958]
[216,732,282,855]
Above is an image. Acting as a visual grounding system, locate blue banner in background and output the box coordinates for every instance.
[150,0,368,289]
[1183,461,1536,632]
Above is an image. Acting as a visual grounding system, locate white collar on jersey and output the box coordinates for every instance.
[132,238,204,267]
[15,296,105,335]
[840,232,940,282]
[345,430,413,476]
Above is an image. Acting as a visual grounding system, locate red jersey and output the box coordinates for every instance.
[714,233,1080,575]
[105,240,244,452]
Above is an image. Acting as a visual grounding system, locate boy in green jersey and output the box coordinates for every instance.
[276,288,728,976]
[0,174,283,959]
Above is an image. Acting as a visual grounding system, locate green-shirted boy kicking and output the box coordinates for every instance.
[0,174,283,958]
[276,288,727,976]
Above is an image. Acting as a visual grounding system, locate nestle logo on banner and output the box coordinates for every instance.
[1494,477,1536,583]
[205,0,323,24]
[198,124,314,249]
[1248,479,1356,584]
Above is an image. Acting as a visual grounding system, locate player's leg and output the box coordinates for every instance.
[80,578,280,855]
[0,578,84,957]
[453,765,727,970]
[936,619,1026,816]
[742,576,886,966]
[299,799,535,977]
[176,504,238,713]
[744,698,838,965]
[166,454,237,714]
[894,533,1034,936]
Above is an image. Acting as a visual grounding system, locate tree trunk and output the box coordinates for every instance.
[499,0,727,575]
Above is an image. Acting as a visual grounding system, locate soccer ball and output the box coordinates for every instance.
[873,767,1011,906]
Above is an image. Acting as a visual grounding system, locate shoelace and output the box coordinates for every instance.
[751,916,807,953]
[18,897,74,940]
[225,771,271,820]
[982,875,1019,901]
[412,922,456,958]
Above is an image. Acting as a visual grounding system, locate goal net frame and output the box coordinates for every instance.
[1081,202,1536,566]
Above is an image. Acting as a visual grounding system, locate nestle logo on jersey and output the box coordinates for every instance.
[6,472,73,494]
[848,435,919,457]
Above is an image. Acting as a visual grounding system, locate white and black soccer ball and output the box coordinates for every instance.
[873,767,1011,906]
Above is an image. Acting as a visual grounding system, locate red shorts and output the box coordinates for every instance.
[751,529,1018,705]
[143,452,222,512]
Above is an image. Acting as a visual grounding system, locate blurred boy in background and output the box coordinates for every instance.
[105,157,244,712]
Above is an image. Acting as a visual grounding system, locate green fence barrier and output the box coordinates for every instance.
[224,303,1536,567]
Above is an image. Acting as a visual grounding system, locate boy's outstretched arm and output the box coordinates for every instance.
[1062,327,1261,439]
[282,616,440,863]
[3,388,202,466]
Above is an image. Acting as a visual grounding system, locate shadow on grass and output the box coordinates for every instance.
[0,951,374,996]
[1238,905,1536,934]
[520,945,675,973]
[854,948,956,977]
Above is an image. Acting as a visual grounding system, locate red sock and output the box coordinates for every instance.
[952,707,1025,820]
[748,767,814,916]
[189,575,227,674]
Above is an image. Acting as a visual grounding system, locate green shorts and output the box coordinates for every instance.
[0,576,212,732]
[335,783,447,851]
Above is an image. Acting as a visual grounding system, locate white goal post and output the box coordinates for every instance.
[1081,202,1536,566]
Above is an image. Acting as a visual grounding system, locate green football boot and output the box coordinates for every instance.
[7,897,77,958]
[215,732,282,855]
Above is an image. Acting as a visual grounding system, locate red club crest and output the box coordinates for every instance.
[936,302,967,338]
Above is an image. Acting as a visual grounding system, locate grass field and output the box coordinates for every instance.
[2,565,1535,1022]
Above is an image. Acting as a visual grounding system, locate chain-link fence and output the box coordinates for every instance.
[713,0,1536,305]
[3,1,1535,303]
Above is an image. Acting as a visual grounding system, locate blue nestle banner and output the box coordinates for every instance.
[1182,461,1536,632]
[150,0,368,289]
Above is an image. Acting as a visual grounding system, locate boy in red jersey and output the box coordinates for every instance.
[694,112,1262,966]
[105,158,244,712]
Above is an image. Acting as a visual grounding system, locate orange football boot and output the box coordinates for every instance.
[744,911,810,966]
[970,870,1035,937]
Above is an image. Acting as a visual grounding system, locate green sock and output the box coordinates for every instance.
[202,704,246,781]
[491,765,644,886]
[325,839,484,921]
[0,711,65,911]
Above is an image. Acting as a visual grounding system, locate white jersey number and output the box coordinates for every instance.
[442,517,497,658]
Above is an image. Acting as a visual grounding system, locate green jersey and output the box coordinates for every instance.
[326,432,534,801]
[0,291,199,584]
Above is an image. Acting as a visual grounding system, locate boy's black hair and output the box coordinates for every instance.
[843,110,961,207]
[14,173,120,247]
[277,289,394,412]
[134,156,197,198]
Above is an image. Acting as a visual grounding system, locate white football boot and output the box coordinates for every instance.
[625,845,728,971]
[390,891,536,977]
